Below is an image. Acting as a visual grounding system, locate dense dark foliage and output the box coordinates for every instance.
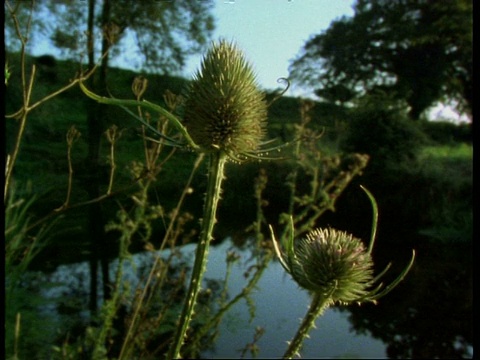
[340,95,428,171]
[289,0,472,120]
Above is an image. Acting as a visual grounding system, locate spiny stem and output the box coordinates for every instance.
[283,293,331,359]
[167,151,227,359]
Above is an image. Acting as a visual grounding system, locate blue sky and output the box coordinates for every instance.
[183,0,355,95]
[30,0,354,96]
[185,0,467,121]
[29,0,467,122]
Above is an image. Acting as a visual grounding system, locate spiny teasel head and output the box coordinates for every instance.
[271,197,415,306]
[288,228,375,304]
[183,40,268,160]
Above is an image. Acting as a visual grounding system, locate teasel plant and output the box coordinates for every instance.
[270,186,416,359]
[80,39,289,359]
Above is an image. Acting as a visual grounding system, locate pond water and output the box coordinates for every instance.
[200,239,387,359]
[31,234,472,359]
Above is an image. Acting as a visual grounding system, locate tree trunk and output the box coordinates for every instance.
[86,0,98,314]
[98,0,112,303]
[86,0,112,313]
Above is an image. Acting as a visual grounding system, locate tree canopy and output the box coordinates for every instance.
[5,0,215,74]
[289,0,472,120]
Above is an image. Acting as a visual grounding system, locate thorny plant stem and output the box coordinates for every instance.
[183,168,272,357]
[167,151,227,359]
[283,293,331,359]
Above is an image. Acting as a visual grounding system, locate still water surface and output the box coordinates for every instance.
[37,235,472,359]
[201,239,387,359]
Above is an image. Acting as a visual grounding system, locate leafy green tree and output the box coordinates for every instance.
[289,0,472,120]
[5,0,215,74]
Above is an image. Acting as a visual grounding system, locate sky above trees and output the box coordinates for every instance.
[29,0,354,92]
[27,0,470,122]
[288,0,472,121]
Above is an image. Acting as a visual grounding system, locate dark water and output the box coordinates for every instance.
[30,232,472,359]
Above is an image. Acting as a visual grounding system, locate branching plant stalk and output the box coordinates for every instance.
[283,293,331,359]
[294,164,366,238]
[185,251,273,355]
[5,64,35,202]
[64,129,77,205]
[118,153,205,360]
[92,218,132,360]
[167,151,227,359]
[79,82,200,152]
[56,126,81,210]
[281,116,307,242]
[4,0,100,201]
[105,125,120,195]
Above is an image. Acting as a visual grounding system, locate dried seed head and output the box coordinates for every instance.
[290,228,375,303]
[184,40,267,157]
[132,76,148,99]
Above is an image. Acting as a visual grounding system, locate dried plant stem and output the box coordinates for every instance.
[167,151,227,359]
[65,134,76,205]
[185,251,273,355]
[55,126,81,210]
[4,60,35,201]
[105,125,120,195]
[4,0,98,201]
[118,153,205,360]
[283,293,331,359]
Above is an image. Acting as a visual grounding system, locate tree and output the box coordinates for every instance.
[289,0,472,120]
[5,0,215,74]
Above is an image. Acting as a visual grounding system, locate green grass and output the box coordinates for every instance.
[420,142,472,159]
[418,143,472,187]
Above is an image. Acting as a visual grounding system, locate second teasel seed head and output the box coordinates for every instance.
[289,228,375,303]
[271,188,416,306]
[184,40,268,159]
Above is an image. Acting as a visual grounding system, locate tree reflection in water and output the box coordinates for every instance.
[339,240,473,359]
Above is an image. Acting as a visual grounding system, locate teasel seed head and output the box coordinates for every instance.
[184,40,267,159]
[289,228,375,303]
[271,210,415,306]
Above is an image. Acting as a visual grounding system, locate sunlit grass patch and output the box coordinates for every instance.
[420,143,472,160]
[418,143,472,181]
